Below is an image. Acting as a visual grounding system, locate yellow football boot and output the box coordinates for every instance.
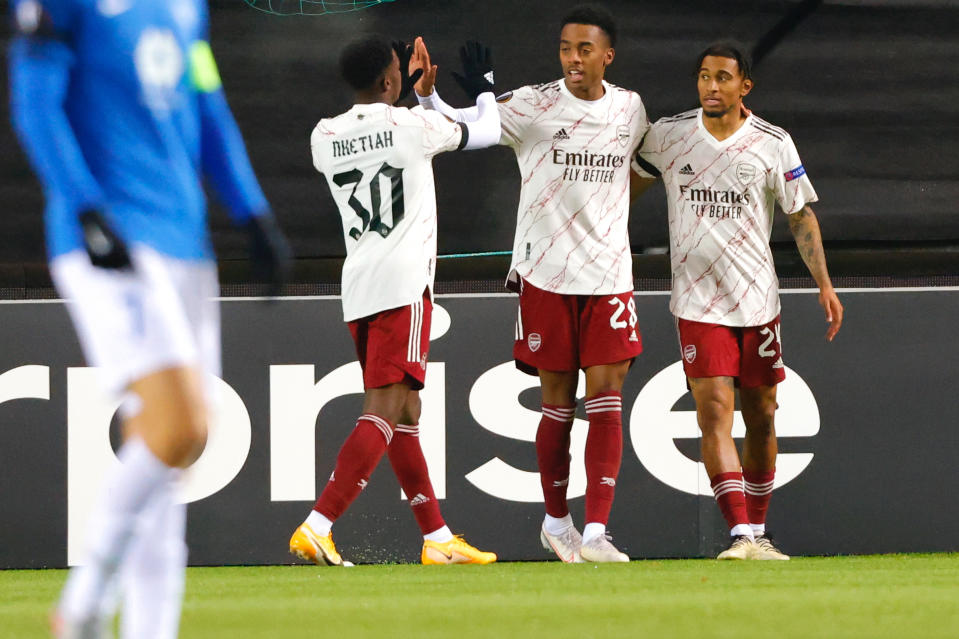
[421,535,497,565]
[289,523,344,566]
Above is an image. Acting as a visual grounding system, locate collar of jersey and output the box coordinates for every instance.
[350,102,392,113]
[696,107,755,148]
[557,78,612,107]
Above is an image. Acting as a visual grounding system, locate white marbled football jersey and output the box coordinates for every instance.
[633,108,817,326]
[498,79,649,295]
[311,103,463,321]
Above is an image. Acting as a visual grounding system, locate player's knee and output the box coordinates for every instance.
[401,393,422,425]
[165,396,209,466]
[745,404,776,437]
[182,417,208,463]
[698,391,733,418]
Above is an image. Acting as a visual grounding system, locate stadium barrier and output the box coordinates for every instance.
[1,287,957,568]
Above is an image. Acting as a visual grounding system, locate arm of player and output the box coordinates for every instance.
[458,93,501,150]
[9,37,106,220]
[788,205,843,341]
[10,29,133,268]
[417,88,481,122]
[193,41,268,222]
[630,171,658,203]
[193,41,291,294]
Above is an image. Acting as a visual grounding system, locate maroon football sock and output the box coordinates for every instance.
[536,404,576,518]
[387,424,446,535]
[313,414,393,521]
[744,468,775,527]
[583,392,623,525]
[710,471,749,532]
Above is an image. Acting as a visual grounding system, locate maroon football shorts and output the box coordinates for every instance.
[676,314,786,388]
[513,279,643,375]
[348,292,432,390]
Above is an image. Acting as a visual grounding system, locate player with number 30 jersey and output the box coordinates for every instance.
[312,101,463,322]
[290,35,501,569]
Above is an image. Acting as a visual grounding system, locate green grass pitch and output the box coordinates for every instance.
[2,554,958,638]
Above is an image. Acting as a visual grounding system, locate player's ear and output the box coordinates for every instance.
[604,47,615,67]
[376,70,391,94]
[741,77,753,97]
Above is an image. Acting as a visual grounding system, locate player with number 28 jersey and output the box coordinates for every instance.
[498,77,648,296]
[416,5,647,564]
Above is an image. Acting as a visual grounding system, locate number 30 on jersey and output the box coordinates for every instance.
[333,163,405,240]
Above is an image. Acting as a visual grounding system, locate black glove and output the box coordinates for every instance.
[245,212,292,298]
[79,209,132,269]
[452,40,494,101]
[391,40,424,104]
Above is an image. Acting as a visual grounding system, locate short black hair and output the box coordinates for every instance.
[339,35,394,91]
[695,41,752,80]
[561,4,617,48]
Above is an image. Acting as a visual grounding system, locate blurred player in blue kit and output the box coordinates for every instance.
[9,0,290,636]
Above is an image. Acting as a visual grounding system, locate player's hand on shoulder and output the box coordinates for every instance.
[79,209,132,270]
[392,39,425,105]
[245,212,292,299]
[452,40,494,101]
[411,36,437,98]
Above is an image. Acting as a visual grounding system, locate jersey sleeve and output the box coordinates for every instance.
[309,124,328,175]
[496,86,532,149]
[408,106,464,158]
[632,120,665,178]
[9,0,106,216]
[630,94,652,160]
[194,40,269,222]
[773,134,818,214]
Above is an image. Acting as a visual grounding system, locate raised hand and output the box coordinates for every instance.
[411,36,438,97]
[452,40,494,101]
[391,40,424,104]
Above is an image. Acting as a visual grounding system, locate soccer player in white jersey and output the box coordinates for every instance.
[288,35,501,566]
[416,4,648,563]
[632,41,844,560]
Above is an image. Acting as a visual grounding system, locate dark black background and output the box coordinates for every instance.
[1,0,957,272]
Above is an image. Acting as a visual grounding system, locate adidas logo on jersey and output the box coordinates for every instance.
[679,163,695,176]
[553,128,570,140]
[772,357,784,369]
[409,493,430,506]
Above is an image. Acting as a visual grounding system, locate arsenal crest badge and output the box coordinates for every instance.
[736,162,757,185]
[528,333,542,352]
